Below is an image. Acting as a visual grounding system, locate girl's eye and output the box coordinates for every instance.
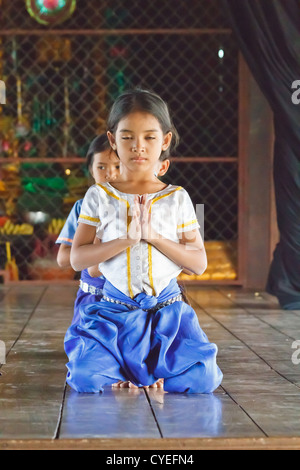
[121,136,132,140]
[98,166,106,170]
[146,136,155,140]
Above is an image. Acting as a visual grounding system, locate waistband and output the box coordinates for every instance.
[79,280,104,296]
[101,278,182,313]
[102,293,182,313]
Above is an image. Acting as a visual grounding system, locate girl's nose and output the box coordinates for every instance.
[132,140,145,153]
[105,168,117,180]
[132,146,145,154]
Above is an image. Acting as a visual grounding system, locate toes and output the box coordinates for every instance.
[112,381,122,388]
[112,379,164,390]
[120,381,130,388]
[112,381,130,388]
[128,382,138,389]
[149,379,164,389]
[157,379,164,388]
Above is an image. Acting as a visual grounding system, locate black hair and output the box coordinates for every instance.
[107,88,180,161]
[86,134,111,169]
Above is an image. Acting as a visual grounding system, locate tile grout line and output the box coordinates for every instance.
[143,389,164,438]
[187,295,294,439]
[53,381,68,440]
[260,292,300,318]
[219,385,268,438]
[213,288,300,391]
[197,300,300,392]
[193,301,269,436]
[0,286,47,373]
[217,287,298,341]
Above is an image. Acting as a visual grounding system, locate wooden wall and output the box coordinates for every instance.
[240,59,278,289]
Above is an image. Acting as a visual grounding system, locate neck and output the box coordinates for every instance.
[119,167,156,184]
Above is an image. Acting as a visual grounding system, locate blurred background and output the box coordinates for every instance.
[0,0,275,285]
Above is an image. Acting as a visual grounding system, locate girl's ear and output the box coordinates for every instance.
[107,131,117,150]
[162,131,172,151]
[158,159,170,176]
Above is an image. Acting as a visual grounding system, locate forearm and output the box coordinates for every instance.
[71,237,133,272]
[57,245,72,268]
[150,237,207,275]
[182,267,196,275]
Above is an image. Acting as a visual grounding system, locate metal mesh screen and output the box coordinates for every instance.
[0,0,239,282]
[2,0,229,30]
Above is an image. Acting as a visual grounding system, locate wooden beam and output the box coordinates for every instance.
[0,29,232,36]
[0,437,299,450]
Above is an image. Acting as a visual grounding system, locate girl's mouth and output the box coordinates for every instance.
[131,157,147,162]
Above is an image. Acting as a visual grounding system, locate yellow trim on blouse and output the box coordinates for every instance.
[97,184,134,298]
[147,186,183,296]
[177,219,198,230]
[79,214,100,223]
[150,186,182,208]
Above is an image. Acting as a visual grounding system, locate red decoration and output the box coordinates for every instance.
[26,0,76,26]
[43,0,59,9]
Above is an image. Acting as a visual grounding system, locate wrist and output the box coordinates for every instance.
[121,235,140,247]
[144,230,162,245]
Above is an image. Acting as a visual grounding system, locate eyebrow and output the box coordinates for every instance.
[119,129,159,133]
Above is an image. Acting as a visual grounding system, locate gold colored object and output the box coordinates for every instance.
[178,240,237,281]
[5,242,19,281]
[36,37,72,63]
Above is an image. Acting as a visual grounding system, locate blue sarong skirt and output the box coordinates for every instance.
[64,278,223,393]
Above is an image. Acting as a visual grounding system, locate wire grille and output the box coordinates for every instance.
[0,0,239,282]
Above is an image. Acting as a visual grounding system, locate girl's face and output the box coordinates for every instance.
[90,149,120,184]
[107,111,172,174]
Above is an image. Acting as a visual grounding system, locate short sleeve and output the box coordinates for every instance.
[78,185,101,227]
[56,199,82,245]
[177,188,200,233]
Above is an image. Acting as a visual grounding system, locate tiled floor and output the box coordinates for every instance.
[0,283,300,450]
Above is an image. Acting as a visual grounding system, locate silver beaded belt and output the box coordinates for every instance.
[102,293,182,312]
[79,280,104,296]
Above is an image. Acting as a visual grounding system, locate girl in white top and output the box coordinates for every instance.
[66,89,223,394]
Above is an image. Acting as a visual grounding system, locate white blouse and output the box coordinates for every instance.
[78,182,200,298]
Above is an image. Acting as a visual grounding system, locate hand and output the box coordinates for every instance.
[128,196,142,245]
[140,195,160,242]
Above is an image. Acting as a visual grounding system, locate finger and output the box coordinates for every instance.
[134,205,141,219]
[132,200,141,218]
[146,199,152,214]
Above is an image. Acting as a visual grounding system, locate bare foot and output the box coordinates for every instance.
[112,381,131,388]
[148,378,164,389]
[112,379,164,389]
[112,381,141,389]
[128,379,164,389]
